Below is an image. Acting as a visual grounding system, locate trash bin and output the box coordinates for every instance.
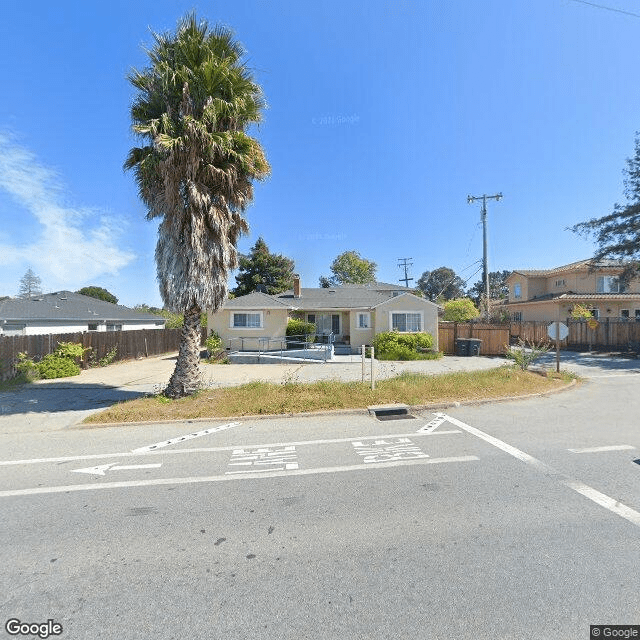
[455,339,469,357]
[467,338,482,356]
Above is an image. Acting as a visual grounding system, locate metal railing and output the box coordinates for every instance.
[227,333,335,362]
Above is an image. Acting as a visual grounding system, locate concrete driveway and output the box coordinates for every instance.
[2,349,638,434]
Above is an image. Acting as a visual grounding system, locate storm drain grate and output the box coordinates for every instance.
[368,405,415,421]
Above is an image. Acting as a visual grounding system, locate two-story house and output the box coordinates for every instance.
[504,259,640,322]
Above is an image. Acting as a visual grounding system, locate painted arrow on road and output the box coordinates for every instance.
[71,463,162,476]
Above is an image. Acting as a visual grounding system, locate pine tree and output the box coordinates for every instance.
[233,237,295,296]
[572,133,640,281]
[18,268,43,298]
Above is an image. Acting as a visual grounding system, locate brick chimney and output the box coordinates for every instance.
[293,274,301,298]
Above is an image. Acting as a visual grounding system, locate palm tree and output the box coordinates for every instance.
[124,14,270,398]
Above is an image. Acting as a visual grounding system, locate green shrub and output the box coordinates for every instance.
[55,341,90,359]
[99,346,118,367]
[504,339,550,370]
[442,298,481,322]
[205,331,223,355]
[373,331,435,360]
[286,318,316,340]
[37,354,81,379]
[15,353,41,381]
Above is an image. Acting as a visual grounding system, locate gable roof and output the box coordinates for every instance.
[218,286,438,311]
[0,291,166,324]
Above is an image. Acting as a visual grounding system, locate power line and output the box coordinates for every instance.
[568,0,640,18]
[467,193,503,322]
[397,258,414,287]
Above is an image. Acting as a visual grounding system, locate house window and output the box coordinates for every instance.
[307,314,315,324]
[513,283,521,299]
[232,312,262,329]
[555,279,565,287]
[357,312,371,329]
[88,323,98,331]
[635,310,640,322]
[596,276,620,293]
[621,309,630,320]
[106,324,122,332]
[391,312,422,332]
[512,312,522,322]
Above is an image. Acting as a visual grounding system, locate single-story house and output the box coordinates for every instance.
[208,277,440,352]
[504,259,640,322]
[0,291,166,336]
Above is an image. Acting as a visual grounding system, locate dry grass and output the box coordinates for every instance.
[84,366,577,425]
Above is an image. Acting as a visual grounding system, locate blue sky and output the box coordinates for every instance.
[1,0,639,307]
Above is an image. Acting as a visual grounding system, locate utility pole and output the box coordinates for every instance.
[398,258,414,288]
[467,193,503,322]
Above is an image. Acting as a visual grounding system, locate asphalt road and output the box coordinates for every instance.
[1,356,640,640]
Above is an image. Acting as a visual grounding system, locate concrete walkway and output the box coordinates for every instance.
[0,353,506,433]
[3,349,639,433]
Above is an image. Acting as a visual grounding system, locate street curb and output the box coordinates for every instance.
[74,378,579,430]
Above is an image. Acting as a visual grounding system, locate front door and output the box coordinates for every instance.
[308,313,341,338]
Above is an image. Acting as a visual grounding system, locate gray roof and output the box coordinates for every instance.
[277,288,392,309]
[222,291,296,310]
[0,291,166,323]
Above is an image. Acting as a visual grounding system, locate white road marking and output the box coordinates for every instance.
[0,430,461,468]
[442,413,640,529]
[352,438,428,463]
[71,463,163,476]
[417,412,448,433]
[568,445,636,454]
[226,446,299,474]
[0,456,480,498]
[130,422,241,454]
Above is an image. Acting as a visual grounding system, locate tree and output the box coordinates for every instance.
[321,250,377,286]
[571,133,640,282]
[233,237,295,296]
[467,270,511,306]
[417,267,465,302]
[442,298,481,322]
[124,14,269,398]
[77,286,118,304]
[18,268,43,298]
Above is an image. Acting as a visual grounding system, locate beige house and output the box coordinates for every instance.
[208,278,440,353]
[504,259,640,322]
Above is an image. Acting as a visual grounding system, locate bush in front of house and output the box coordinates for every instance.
[442,298,481,322]
[286,318,316,342]
[372,331,437,360]
[37,354,81,379]
[14,341,88,381]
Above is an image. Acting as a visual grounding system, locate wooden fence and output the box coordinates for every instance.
[565,319,640,350]
[0,328,207,381]
[440,319,640,355]
[438,323,510,356]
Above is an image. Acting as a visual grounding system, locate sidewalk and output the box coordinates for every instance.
[0,353,506,433]
[31,352,508,391]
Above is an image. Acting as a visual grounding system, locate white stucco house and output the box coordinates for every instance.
[0,291,166,336]
[208,277,440,353]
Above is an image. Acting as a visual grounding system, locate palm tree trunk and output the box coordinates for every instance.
[165,305,202,398]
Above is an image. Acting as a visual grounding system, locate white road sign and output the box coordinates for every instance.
[547,322,569,341]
